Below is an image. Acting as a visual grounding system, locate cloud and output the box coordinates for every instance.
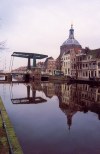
[0,0,100,70]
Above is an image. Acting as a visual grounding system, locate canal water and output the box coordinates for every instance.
[0,82,100,154]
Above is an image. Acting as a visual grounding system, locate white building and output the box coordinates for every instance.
[61,51,71,76]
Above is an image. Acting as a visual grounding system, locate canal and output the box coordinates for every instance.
[0,82,100,154]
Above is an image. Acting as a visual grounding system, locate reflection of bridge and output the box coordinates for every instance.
[11,97,47,104]
[11,84,47,105]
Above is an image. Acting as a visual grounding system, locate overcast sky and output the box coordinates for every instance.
[0,0,100,70]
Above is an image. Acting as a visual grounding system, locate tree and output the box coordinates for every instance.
[0,41,6,50]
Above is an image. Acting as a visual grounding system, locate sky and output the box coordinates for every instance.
[0,0,100,70]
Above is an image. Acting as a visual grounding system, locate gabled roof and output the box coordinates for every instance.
[84,48,100,59]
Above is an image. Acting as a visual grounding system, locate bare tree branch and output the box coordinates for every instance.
[0,40,8,50]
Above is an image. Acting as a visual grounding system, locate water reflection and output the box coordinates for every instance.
[11,82,100,123]
[59,84,100,130]
[1,82,100,154]
[11,82,47,104]
[42,83,100,129]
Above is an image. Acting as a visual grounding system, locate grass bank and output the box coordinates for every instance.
[0,97,23,154]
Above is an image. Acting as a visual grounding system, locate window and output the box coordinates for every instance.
[80,57,82,61]
[80,64,82,69]
[93,62,96,65]
[74,64,76,69]
[98,63,100,69]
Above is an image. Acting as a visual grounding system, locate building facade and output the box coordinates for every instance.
[44,57,56,75]
[60,25,100,80]
[74,48,100,79]
[61,51,71,76]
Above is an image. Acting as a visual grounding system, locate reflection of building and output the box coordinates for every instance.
[42,83,56,98]
[59,83,100,129]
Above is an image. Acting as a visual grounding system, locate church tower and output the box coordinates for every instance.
[60,25,82,56]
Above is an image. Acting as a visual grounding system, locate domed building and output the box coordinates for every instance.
[56,25,100,79]
[60,25,82,56]
[56,25,82,71]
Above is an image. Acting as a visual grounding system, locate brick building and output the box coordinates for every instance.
[44,57,56,75]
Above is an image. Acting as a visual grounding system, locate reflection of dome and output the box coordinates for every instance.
[62,25,81,47]
[60,104,77,130]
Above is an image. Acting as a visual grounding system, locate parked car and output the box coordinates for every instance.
[54,70,64,76]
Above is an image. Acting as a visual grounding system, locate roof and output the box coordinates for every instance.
[62,50,70,56]
[62,38,81,46]
[62,25,82,47]
[85,48,100,59]
[44,57,54,65]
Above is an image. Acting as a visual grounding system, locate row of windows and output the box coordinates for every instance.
[62,62,70,67]
[62,56,70,60]
[76,55,92,62]
[71,63,97,70]
[78,71,97,77]
[81,93,95,101]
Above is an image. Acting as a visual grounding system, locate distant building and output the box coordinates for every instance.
[36,61,44,68]
[44,57,56,75]
[36,61,45,73]
[59,25,100,80]
[75,48,100,79]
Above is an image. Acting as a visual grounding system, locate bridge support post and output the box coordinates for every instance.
[5,74,12,82]
[33,58,36,67]
[28,58,31,69]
